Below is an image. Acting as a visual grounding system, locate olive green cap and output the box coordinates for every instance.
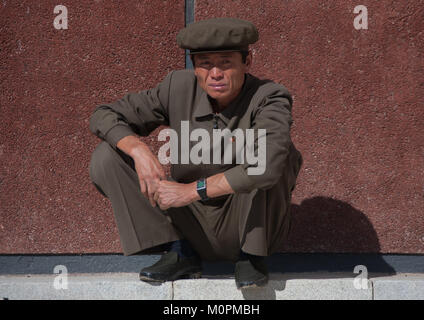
[177,17,259,54]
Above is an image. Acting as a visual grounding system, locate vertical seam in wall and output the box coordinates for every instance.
[185,0,195,69]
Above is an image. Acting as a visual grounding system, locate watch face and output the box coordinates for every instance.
[197,180,205,189]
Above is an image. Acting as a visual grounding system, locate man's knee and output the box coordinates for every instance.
[89,141,118,185]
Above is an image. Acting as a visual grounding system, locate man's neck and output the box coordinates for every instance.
[211,99,227,113]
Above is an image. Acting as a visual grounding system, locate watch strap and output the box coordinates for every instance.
[196,178,209,201]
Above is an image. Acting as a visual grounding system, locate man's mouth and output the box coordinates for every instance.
[209,84,227,89]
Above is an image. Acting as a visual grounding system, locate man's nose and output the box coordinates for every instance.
[210,66,224,79]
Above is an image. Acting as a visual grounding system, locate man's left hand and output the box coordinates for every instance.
[153,180,198,210]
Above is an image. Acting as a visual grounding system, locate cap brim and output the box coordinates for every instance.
[188,47,249,55]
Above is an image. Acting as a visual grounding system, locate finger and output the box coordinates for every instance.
[157,197,163,210]
[153,189,160,202]
[156,195,164,210]
[139,178,147,198]
[146,180,159,207]
[153,161,166,180]
[159,202,169,211]
[146,188,156,207]
[158,196,171,211]
[158,168,166,180]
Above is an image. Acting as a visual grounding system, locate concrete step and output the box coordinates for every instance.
[1,272,423,300]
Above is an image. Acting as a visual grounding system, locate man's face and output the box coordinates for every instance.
[193,51,252,108]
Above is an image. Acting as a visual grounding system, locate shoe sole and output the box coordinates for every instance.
[139,270,202,283]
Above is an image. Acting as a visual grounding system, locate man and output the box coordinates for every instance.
[89,17,302,289]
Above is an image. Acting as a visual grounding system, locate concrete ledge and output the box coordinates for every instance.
[372,274,424,300]
[173,274,372,300]
[0,273,172,300]
[1,272,423,300]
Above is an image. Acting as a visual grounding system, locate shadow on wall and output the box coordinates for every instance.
[271,196,396,275]
[284,196,382,253]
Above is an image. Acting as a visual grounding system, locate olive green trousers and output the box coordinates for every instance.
[89,141,302,262]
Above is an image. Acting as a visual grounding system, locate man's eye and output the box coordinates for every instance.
[220,60,232,68]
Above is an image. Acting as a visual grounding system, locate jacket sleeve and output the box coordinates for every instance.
[224,84,294,193]
[89,71,174,148]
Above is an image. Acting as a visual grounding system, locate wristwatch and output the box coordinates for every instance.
[196,178,209,201]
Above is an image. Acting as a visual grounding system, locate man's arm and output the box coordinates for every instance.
[89,72,175,206]
[89,71,173,148]
[204,172,234,198]
[117,135,166,207]
[190,172,235,201]
[153,172,234,210]
[223,84,293,193]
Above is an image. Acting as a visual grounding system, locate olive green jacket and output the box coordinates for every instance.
[89,69,298,194]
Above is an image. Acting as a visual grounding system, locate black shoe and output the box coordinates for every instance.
[139,251,202,282]
[235,256,268,289]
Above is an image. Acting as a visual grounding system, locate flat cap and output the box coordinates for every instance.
[177,17,259,54]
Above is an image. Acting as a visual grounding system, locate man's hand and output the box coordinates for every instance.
[117,135,166,207]
[154,180,198,210]
[117,136,235,210]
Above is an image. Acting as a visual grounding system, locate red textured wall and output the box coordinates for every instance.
[1,1,423,254]
[0,0,185,254]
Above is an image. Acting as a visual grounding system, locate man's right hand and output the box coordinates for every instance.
[117,135,166,207]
